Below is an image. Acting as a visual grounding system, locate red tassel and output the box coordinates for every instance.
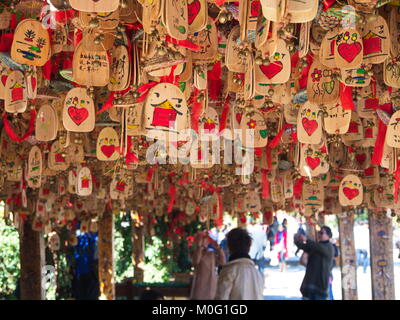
[54,9,76,23]
[219,95,231,132]
[165,35,203,52]
[42,59,52,80]
[215,0,226,5]
[146,167,154,182]
[3,109,36,142]
[167,185,176,213]
[266,147,272,170]
[215,187,223,227]
[0,33,13,52]
[394,160,400,203]
[125,136,138,164]
[340,83,355,110]
[262,170,269,199]
[191,89,202,133]
[293,177,305,199]
[371,119,387,165]
[269,124,292,149]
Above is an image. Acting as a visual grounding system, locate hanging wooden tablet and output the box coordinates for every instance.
[297,102,322,144]
[96,127,120,161]
[4,71,27,114]
[63,88,95,132]
[243,191,261,212]
[260,0,285,22]
[324,103,351,134]
[389,6,400,57]
[0,62,11,100]
[339,66,371,87]
[110,176,130,200]
[194,65,207,90]
[77,166,93,196]
[108,45,131,91]
[357,117,377,147]
[334,28,363,69]
[226,26,246,73]
[66,142,85,164]
[239,110,268,148]
[270,178,284,204]
[302,181,324,210]
[73,40,110,87]
[48,140,70,171]
[11,19,51,67]
[309,23,326,56]
[163,0,188,41]
[306,58,339,105]
[343,111,363,141]
[69,0,119,12]
[142,83,189,141]
[287,0,318,23]
[255,39,290,92]
[191,17,218,63]
[319,27,339,68]
[27,146,42,189]
[384,57,400,88]
[339,174,363,206]
[362,165,380,187]
[126,104,143,136]
[187,0,207,33]
[255,16,270,49]
[386,110,400,148]
[0,8,11,30]
[199,106,219,136]
[36,104,58,142]
[360,15,390,64]
[120,0,138,23]
[299,143,324,177]
[357,85,379,118]
[80,11,120,30]
[26,67,37,99]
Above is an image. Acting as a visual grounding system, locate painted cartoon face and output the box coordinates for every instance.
[339,174,363,206]
[11,19,50,66]
[143,83,188,141]
[63,88,95,132]
[297,102,322,144]
[69,0,119,12]
[360,15,390,64]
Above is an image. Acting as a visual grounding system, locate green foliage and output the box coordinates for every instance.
[144,236,170,283]
[0,218,20,300]
[114,213,133,283]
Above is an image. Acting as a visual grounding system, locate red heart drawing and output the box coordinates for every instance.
[188,0,200,25]
[302,118,318,136]
[259,61,283,79]
[343,187,359,200]
[68,107,89,125]
[306,157,320,170]
[101,145,115,158]
[355,153,366,165]
[337,42,362,63]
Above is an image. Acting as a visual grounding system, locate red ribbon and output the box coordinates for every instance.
[191,88,203,133]
[219,95,231,133]
[215,187,223,227]
[215,0,226,5]
[3,109,37,142]
[322,0,336,10]
[269,124,292,149]
[261,170,269,199]
[167,185,176,213]
[146,167,155,182]
[394,160,400,203]
[125,136,138,164]
[293,177,305,200]
[165,35,203,52]
[340,82,355,110]
[371,102,393,165]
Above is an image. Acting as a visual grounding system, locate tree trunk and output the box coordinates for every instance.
[98,209,115,300]
[369,211,395,300]
[20,217,45,300]
[338,212,358,300]
[132,225,144,282]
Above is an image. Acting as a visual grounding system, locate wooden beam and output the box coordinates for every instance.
[98,209,115,300]
[132,225,145,282]
[369,211,395,300]
[19,216,45,300]
[338,212,358,300]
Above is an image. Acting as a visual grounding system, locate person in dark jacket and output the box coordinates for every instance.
[294,225,334,300]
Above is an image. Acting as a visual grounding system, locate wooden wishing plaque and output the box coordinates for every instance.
[77,167,92,196]
[80,11,120,30]
[126,104,143,136]
[27,146,42,189]
[69,0,120,12]
[96,127,120,161]
[48,140,69,171]
[306,58,339,105]
[36,104,58,142]
[226,25,246,73]
[187,0,207,33]
[11,19,50,67]
[339,174,363,206]
[360,15,390,65]
[239,110,268,148]
[319,27,339,69]
[324,103,351,134]
[297,102,322,144]
[73,41,110,87]
[334,28,363,69]
[63,88,95,132]
[386,110,400,148]
[4,71,27,113]
[142,83,189,141]
[243,191,261,212]
[191,17,218,63]
[108,45,131,92]
[163,0,188,41]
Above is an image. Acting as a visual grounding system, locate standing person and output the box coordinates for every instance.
[190,231,226,300]
[294,226,334,300]
[282,218,288,231]
[215,228,264,300]
[268,217,279,249]
[274,225,288,272]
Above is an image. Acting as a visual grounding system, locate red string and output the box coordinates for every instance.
[219,95,231,133]
[3,110,36,142]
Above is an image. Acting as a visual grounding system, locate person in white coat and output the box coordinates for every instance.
[215,228,265,300]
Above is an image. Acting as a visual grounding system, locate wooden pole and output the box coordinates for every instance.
[20,216,45,300]
[98,209,115,300]
[338,212,358,300]
[132,225,145,282]
[369,211,395,300]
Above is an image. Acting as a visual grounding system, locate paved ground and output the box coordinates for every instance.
[263,261,400,300]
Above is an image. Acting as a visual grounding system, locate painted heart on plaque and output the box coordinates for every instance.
[306,157,321,170]
[337,42,362,63]
[343,187,359,200]
[188,0,200,25]
[302,118,318,136]
[101,145,115,158]
[259,61,283,79]
[68,107,89,125]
